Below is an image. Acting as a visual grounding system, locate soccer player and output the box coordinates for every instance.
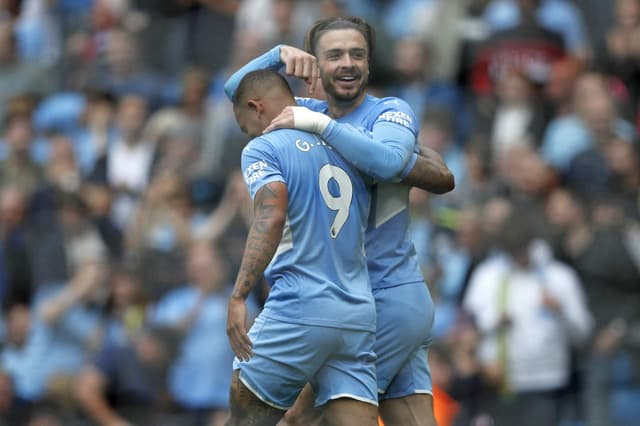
[225,69,378,426]
[224,17,455,426]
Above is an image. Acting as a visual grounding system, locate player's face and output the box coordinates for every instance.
[316,29,369,104]
[233,104,263,138]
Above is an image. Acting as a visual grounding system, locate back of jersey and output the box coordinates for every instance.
[241,128,374,332]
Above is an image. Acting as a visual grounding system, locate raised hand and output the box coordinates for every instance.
[280,45,319,95]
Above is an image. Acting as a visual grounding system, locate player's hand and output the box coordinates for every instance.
[279,45,319,95]
[227,296,253,361]
[263,106,296,134]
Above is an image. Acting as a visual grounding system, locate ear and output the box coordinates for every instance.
[247,99,262,115]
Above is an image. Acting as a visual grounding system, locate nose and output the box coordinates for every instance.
[338,53,354,68]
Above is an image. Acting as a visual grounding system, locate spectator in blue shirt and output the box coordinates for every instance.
[148,239,252,425]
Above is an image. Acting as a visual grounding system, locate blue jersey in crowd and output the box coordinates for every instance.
[241,128,375,331]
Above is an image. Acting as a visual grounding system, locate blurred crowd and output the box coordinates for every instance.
[0,0,638,425]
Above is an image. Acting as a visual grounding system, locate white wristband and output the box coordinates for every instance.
[292,106,331,134]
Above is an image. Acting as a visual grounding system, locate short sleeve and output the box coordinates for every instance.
[371,98,419,137]
[241,137,286,199]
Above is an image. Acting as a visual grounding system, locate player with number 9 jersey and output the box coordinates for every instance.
[242,129,374,332]
[226,69,382,424]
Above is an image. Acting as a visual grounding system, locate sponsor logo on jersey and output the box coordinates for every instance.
[244,160,268,184]
[376,110,413,128]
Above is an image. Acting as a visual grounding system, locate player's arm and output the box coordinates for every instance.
[401,147,455,194]
[224,45,317,100]
[227,181,287,361]
[264,107,414,182]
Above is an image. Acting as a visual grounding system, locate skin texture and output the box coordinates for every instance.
[226,370,286,426]
[226,181,287,361]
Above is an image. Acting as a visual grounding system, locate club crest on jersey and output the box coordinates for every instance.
[244,160,268,184]
[377,110,413,128]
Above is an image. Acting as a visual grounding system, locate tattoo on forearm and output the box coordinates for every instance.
[232,183,285,300]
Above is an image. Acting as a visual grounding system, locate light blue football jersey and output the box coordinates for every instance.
[297,95,424,289]
[241,128,375,331]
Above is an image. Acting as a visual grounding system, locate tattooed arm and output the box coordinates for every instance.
[227,181,288,360]
[402,146,455,194]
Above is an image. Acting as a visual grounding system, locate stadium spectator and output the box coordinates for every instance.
[546,188,640,426]
[463,203,593,426]
[148,240,245,426]
[0,21,51,126]
[90,92,154,229]
[483,0,591,59]
[390,37,470,142]
[473,68,549,157]
[0,186,33,308]
[84,26,168,107]
[74,325,180,426]
[0,112,45,200]
[125,172,193,299]
[541,70,636,176]
[602,0,640,119]
[469,0,567,96]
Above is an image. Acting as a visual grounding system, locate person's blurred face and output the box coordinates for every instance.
[105,29,136,72]
[418,122,449,152]
[616,0,640,28]
[81,184,112,216]
[0,187,27,230]
[49,135,76,166]
[273,0,294,32]
[111,271,141,308]
[545,188,581,228]
[574,74,615,135]
[605,137,638,176]
[6,304,29,348]
[84,98,114,128]
[116,94,148,142]
[393,39,427,82]
[456,209,484,250]
[545,59,582,105]
[0,21,15,63]
[182,80,207,108]
[58,200,87,235]
[511,149,552,195]
[187,242,226,291]
[4,117,33,155]
[316,29,369,104]
[481,197,513,241]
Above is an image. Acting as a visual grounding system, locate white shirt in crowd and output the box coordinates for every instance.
[463,246,593,392]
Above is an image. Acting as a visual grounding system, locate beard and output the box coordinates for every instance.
[320,70,368,103]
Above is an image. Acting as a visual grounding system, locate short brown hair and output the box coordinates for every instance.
[305,16,375,61]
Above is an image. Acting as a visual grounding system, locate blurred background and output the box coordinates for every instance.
[0,0,637,425]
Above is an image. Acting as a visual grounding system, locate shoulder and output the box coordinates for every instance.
[295,96,328,112]
[545,261,580,285]
[371,97,418,131]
